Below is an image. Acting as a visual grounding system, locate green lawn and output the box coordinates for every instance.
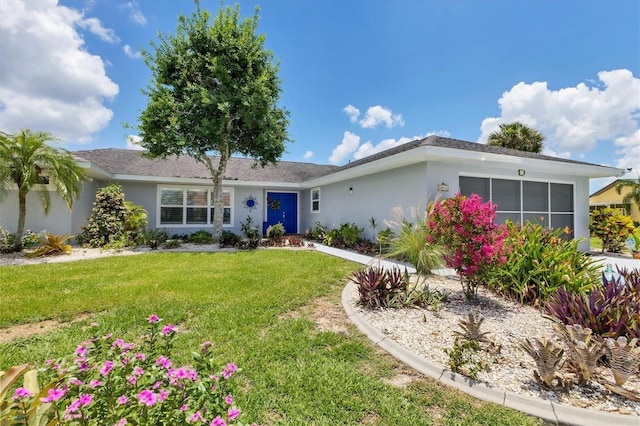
[0,250,543,425]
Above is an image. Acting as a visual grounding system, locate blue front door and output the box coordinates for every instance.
[266,192,297,235]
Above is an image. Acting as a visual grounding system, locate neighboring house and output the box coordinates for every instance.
[589,179,640,222]
[0,135,625,252]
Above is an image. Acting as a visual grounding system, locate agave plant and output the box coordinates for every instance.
[25,233,73,258]
[604,337,640,386]
[454,310,491,343]
[520,338,565,388]
[554,323,605,384]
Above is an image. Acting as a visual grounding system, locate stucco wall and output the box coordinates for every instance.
[0,190,75,235]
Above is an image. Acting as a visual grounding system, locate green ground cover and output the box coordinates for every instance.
[0,250,542,425]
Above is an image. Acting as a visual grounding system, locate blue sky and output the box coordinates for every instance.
[1,1,638,192]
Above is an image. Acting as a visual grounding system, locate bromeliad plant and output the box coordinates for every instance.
[428,193,508,299]
[26,233,73,258]
[0,315,250,426]
[488,221,600,305]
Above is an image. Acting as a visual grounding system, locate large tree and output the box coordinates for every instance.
[0,129,87,251]
[614,176,640,212]
[487,122,545,153]
[136,2,290,241]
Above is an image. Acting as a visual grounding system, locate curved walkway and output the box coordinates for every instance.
[313,243,640,426]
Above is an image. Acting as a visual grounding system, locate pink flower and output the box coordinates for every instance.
[76,345,87,358]
[134,352,146,361]
[41,387,67,403]
[137,389,157,406]
[158,388,169,401]
[100,360,115,376]
[13,387,33,400]
[115,419,127,426]
[127,375,138,385]
[210,416,227,426]
[228,408,240,421]
[188,411,205,423]
[201,341,213,352]
[222,363,237,380]
[156,356,172,369]
[133,366,145,376]
[78,393,92,406]
[180,404,189,412]
[148,314,160,323]
[90,380,102,388]
[162,324,176,335]
[224,394,233,405]
[69,378,83,386]
[117,395,128,405]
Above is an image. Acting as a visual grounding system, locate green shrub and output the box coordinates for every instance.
[79,184,128,248]
[487,221,600,305]
[124,200,148,241]
[189,230,214,244]
[219,230,241,248]
[306,221,326,240]
[240,216,260,249]
[0,228,44,253]
[323,222,363,248]
[163,239,182,249]
[266,222,285,241]
[589,208,635,253]
[544,267,640,339]
[139,228,169,246]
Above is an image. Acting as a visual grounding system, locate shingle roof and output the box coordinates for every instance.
[334,135,614,172]
[74,149,338,183]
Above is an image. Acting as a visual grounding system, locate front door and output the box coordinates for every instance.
[265,192,297,235]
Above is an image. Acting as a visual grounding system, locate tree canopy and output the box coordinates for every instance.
[487,122,545,153]
[136,2,290,239]
[615,177,640,211]
[0,129,87,251]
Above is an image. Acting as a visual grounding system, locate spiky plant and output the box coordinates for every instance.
[604,337,640,386]
[454,310,491,343]
[554,323,605,384]
[520,338,565,388]
[25,234,73,258]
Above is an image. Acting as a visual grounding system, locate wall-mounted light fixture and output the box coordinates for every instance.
[438,182,449,192]
[349,186,353,194]
[518,169,525,176]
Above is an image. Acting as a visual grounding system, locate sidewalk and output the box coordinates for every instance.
[312,242,640,426]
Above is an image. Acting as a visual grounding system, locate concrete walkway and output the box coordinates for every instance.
[312,243,640,426]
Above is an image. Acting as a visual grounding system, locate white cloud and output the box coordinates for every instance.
[343,105,360,123]
[0,0,119,143]
[614,129,640,174]
[359,105,405,129]
[329,131,360,165]
[123,44,142,59]
[126,135,144,150]
[353,131,450,160]
[479,69,640,165]
[122,1,147,26]
[303,150,314,160]
[78,17,119,43]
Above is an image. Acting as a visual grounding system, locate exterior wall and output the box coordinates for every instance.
[589,185,640,222]
[304,163,429,240]
[0,190,74,235]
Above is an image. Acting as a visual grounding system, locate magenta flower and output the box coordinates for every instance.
[156,355,172,369]
[89,380,102,388]
[137,389,157,407]
[148,314,160,323]
[12,387,33,400]
[69,378,83,387]
[222,363,237,380]
[162,324,176,335]
[41,387,67,403]
[117,395,128,405]
[158,388,169,401]
[201,341,213,352]
[180,404,189,412]
[76,345,87,358]
[210,416,227,426]
[100,360,115,376]
[115,419,127,426]
[188,411,205,423]
[228,408,240,421]
[134,352,146,361]
[224,394,233,405]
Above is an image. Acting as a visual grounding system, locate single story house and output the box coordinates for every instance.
[0,135,625,252]
[589,179,640,222]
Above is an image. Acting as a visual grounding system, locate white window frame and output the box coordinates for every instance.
[157,186,234,227]
[310,188,320,213]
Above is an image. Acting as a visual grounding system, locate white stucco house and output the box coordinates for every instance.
[0,135,624,252]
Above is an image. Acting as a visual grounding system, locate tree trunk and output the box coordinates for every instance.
[14,190,27,252]
[204,144,230,245]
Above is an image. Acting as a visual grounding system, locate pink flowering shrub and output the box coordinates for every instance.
[428,193,508,298]
[1,315,255,426]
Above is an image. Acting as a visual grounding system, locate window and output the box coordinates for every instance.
[159,187,233,226]
[460,177,574,237]
[311,188,320,212]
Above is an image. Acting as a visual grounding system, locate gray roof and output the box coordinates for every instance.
[334,135,615,172]
[75,136,615,183]
[74,149,338,183]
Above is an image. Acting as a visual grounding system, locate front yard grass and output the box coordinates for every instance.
[0,250,543,425]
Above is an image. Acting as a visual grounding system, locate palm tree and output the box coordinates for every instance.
[0,129,87,251]
[487,122,545,153]
[614,176,640,212]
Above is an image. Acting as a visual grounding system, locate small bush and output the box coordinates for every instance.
[544,267,640,339]
[589,208,635,253]
[323,222,363,249]
[163,239,183,249]
[139,228,169,246]
[189,230,214,244]
[220,230,241,248]
[79,184,128,248]
[0,228,44,253]
[487,221,600,305]
[26,234,73,258]
[266,222,285,243]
